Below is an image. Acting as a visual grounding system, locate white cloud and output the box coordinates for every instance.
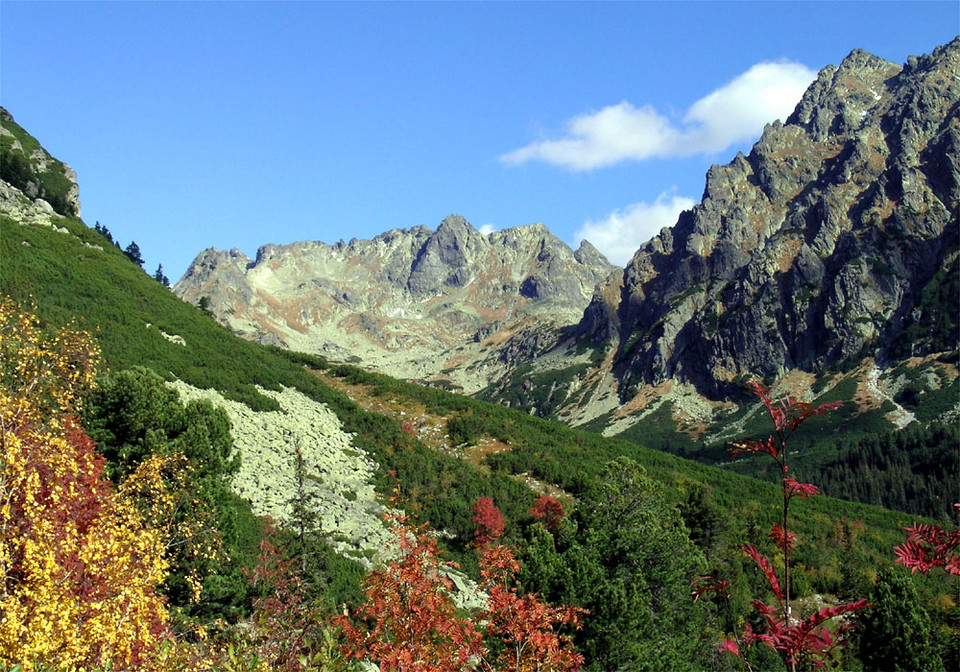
[501,60,816,170]
[501,102,680,170]
[575,192,696,267]
[478,223,498,235]
[682,61,817,154]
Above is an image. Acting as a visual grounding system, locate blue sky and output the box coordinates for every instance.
[2,2,957,278]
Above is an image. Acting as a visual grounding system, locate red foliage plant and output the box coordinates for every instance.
[338,508,480,672]
[893,505,960,576]
[475,541,585,672]
[727,382,841,620]
[241,519,329,671]
[695,381,870,672]
[530,495,566,534]
[337,497,584,671]
[471,496,506,547]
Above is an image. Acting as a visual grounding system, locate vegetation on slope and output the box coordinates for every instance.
[0,111,79,217]
[3,201,957,668]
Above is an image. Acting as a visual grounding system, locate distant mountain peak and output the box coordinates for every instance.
[175,215,615,391]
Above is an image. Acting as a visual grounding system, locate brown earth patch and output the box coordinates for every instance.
[464,439,512,471]
[773,237,804,273]
[775,369,820,400]
[615,380,674,418]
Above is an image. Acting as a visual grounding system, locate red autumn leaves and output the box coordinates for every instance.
[711,382,871,671]
[338,494,584,672]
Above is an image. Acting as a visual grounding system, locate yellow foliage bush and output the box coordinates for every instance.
[0,300,169,670]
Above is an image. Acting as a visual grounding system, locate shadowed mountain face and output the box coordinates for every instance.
[174,214,616,391]
[575,39,959,401]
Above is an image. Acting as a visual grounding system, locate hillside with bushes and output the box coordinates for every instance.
[2,91,958,670]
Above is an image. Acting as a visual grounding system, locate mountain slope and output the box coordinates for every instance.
[174,214,615,392]
[0,108,81,218]
[481,40,959,457]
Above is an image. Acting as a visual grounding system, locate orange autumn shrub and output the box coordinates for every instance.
[339,494,584,672]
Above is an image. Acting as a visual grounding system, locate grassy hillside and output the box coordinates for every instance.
[4,208,956,670]
[0,212,937,561]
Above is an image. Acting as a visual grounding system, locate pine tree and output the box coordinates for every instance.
[287,441,328,595]
[124,240,144,267]
[855,568,944,672]
[154,264,170,287]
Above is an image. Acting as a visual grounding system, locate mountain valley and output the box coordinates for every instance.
[175,40,959,462]
[1,36,958,672]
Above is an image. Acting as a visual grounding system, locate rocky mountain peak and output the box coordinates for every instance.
[175,215,615,390]
[408,214,486,294]
[437,212,472,233]
[574,239,605,264]
[786,50,899,141]
[574,40,958,401]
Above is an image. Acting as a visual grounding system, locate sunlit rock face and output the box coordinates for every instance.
[174,214,615,392]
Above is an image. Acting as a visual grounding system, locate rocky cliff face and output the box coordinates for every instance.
[175,215,615,391]
[577,39,959,402]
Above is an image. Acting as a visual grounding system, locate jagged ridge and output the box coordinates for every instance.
[577,39,959,401]
[174,214,615,390]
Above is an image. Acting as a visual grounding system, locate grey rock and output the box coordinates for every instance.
[575,38,959,401]
[174,214,615,390]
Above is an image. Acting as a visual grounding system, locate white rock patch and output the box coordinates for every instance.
[867,365,916,429]
[165,379,391,566]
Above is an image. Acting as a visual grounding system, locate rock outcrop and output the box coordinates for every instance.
[0,107,81,218]
[175,215,615,391]
[166,380,391,567]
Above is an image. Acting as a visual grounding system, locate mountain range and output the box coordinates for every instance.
[174,215,615,391]
[174,39,959,454]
